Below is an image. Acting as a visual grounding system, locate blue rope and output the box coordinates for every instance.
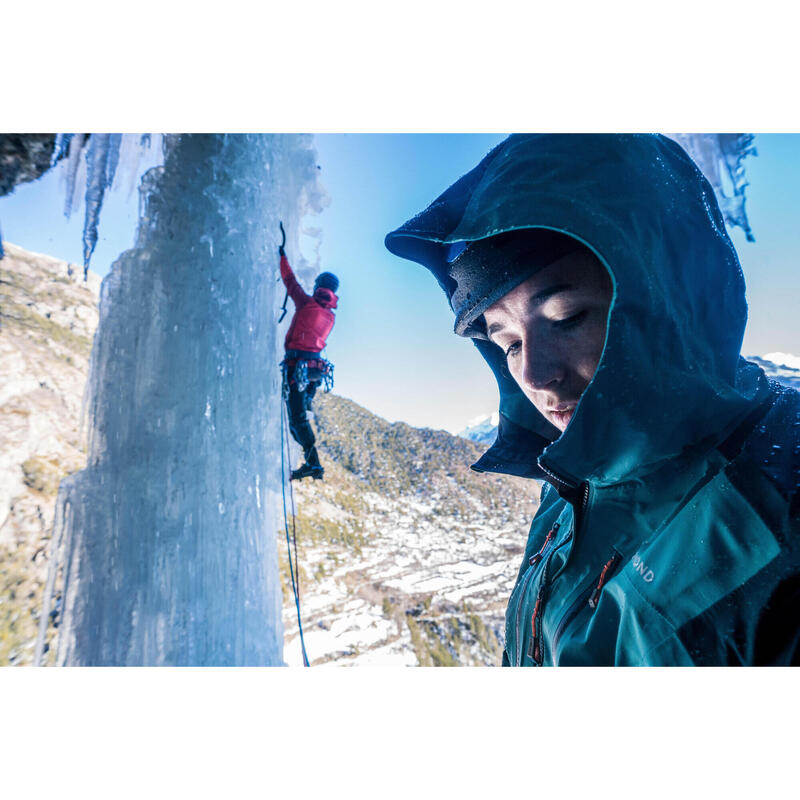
[279,373,310,667]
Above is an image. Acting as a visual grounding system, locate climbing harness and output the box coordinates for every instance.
[277,221,289,323]
[284,357,334,394]
[279,367,310,667]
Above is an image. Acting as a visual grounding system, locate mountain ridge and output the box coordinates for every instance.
[281,390,539,665]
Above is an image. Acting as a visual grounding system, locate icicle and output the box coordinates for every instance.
[63,133,88,219]
[105,133,123,188]
[667,133,757,241]
[116,134,161,198]
[717,134,757,242]
[82,133,123,278]
[51,133,74,167]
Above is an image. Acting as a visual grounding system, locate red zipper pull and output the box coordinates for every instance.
[524,523,562,665]
[529,522,559,566]
[589,552,622,609]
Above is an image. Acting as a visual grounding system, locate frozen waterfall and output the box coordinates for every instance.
[39,134,326,666]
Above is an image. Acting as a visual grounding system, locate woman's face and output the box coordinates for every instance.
[483,250,613,432]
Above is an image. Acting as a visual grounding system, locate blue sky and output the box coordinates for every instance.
[2,134,799,433]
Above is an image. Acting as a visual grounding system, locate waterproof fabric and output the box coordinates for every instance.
[280,255,338,353]
[284,362,321,458]
[447,228,584,337]
[385,134,800,666]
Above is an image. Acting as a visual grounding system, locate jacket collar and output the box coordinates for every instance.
[313,288,338,309]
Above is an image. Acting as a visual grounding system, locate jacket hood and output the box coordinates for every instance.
[385,134,768,487]
[313,287,338,309]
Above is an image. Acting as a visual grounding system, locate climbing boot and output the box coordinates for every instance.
[291,463,325,481]
[304,445,322,469]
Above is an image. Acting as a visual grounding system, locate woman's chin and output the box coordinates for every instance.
[549,408,574,431]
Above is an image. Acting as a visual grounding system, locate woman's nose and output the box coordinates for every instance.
[522,341,565,390]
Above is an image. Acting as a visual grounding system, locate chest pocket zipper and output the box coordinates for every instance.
[527,557,554,665]
[589,552,623,608]
[549,550,625,661]
[520,523,576,666]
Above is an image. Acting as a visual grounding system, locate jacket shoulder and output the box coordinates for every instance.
[725,382,800,528]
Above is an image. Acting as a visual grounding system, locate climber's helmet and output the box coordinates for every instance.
[314,272,339,293]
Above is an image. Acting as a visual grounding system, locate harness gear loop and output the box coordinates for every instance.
[281,356,335,394]
[294,360,309,393]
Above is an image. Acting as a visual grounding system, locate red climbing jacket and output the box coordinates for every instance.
[280,255,338,353]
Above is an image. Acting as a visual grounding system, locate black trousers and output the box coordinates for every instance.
[285,365,321,467]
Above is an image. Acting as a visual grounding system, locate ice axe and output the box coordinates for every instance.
[277,221,289,323]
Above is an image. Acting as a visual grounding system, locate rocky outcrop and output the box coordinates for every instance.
[0,243,100,665]
[0,135,58,197]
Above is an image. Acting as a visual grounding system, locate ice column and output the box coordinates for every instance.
[51,134,324,665]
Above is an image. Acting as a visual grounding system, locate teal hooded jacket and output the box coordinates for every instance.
[385,134,800,666]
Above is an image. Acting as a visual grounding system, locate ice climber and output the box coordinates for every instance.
[385,134,800,666]
[278,236,338,481]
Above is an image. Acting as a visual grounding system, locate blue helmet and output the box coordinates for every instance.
[314,272,339,293]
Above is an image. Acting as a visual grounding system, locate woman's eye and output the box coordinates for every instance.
[553,310,588,329]
[505,341,521,358]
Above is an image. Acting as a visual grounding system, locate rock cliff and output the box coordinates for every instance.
[0,243,100,664]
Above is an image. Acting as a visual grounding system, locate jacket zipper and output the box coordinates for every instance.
[550,550,623,656]
[513,523,559,664]
[527,560,551,665]
[516,475,590,666]
[518,528,575,666]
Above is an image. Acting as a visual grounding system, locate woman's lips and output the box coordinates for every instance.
[548,405,576,431]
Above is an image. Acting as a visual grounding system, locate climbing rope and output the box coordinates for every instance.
[279,367,310,667]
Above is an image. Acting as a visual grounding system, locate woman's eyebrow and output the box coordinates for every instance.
[486,321,505,338]
[486,283,576,339]
[529,283,574,305]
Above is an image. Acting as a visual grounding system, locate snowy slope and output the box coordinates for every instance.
[283,394,539,666]
[749,353,800,390]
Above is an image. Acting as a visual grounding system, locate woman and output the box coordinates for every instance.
[278,240,339,481]
[385,134,800,666]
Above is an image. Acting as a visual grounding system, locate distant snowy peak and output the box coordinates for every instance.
[748,354,800,390]
[762,352,800,372]
[458,412,499,444]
